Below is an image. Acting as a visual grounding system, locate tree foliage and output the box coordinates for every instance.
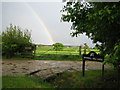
[2,24,33,58]
[53,43,64,51]
[61,1,120,67]
[105,41,120,69]
[61,2,120,54]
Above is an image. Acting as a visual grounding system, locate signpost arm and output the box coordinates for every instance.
[82,51,104,77]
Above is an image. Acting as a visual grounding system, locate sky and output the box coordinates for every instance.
[2,1,96,47]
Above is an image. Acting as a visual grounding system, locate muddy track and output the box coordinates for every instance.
[2,60,111,79]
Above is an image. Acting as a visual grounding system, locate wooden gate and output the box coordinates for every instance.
[21,45,36,58]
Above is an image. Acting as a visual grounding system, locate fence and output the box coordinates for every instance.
[34,45,100,60]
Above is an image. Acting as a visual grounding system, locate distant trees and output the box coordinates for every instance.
[53,43,64,51]
[2,24,33,58]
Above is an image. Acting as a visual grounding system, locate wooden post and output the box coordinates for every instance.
[82,59,85,76]
[79,46,82,58]
[32,45,36,58]
[84,48,86,54]
[33,49,36,58]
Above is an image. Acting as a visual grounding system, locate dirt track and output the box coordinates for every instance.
[2,60,111,79]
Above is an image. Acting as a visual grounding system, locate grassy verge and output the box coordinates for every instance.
[47,69,120,88]
[34,54,81,61]
[2,56,33,60]
[2,69,120,88]
[2,54,82,61]
[2,76,53,88]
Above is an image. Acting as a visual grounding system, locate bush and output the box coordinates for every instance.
[2,24,33,58]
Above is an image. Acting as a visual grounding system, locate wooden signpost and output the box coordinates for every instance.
[82,51,104,77]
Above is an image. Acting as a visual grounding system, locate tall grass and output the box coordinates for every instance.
[48,69,120,88]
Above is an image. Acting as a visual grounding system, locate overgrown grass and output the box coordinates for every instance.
[2,76,53,88]
[47,69,120,88]
[2,69,120,88]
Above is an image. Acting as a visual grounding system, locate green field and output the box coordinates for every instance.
[34,45,100,60]
[36,45,100,55]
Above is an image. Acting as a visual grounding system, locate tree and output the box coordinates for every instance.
[53,43,64,51]
[2,24,33,58]
[106,41,120,68]
[61,2,120,67]
[61,1,120,67]
[61,2,120,53]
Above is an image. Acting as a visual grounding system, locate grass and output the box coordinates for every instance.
[36,46,100,56]
[34,54,81,61]
[34,46,100,60]
[48,69,120,88]
[2,69,120,88]
[2,75,53,88]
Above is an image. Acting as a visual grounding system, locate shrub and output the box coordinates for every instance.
[2,24,33,58]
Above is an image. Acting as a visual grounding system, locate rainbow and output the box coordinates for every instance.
[25,3,55,45]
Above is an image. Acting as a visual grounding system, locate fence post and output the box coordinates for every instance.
[79,46,82,58]
[84,48,86,54]
[33,45,36,57]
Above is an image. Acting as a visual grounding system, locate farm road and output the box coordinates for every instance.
[2,60,110,79]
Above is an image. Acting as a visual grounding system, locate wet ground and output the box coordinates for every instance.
[2,60,111,79]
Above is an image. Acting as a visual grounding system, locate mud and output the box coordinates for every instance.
[2,60,111,79]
